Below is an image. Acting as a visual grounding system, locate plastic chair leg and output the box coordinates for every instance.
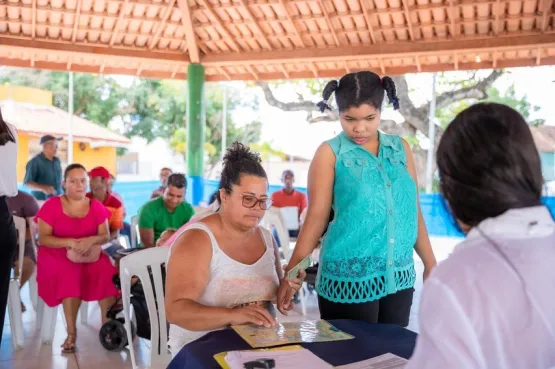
[29,272,38,311]
[40,302,58,345]
[7,279,24,349]
[80,302,88,325]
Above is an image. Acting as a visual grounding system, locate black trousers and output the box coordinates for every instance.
[318,288,414,327]
[0,196,17,347]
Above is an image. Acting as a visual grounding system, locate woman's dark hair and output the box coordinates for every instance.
[317,71,399,113]
[437,102,544,228]
[217,142,267,202]
[0,107,16,146]
[64,163,87,180]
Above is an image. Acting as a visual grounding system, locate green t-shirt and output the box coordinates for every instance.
[137,196,195,243]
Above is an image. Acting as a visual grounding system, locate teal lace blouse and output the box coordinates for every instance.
[316,131,418,303]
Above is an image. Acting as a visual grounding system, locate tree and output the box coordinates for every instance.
[255,70,507,183]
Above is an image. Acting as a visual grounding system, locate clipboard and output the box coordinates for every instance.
[214,345,304,369]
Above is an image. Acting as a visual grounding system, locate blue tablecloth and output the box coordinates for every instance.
[167,320,417,369]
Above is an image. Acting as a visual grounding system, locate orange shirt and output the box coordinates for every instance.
[271,189,308,216]
[86,192,124,231]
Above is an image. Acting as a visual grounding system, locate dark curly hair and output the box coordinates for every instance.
[217,142,267,202]
[317,71,399,113]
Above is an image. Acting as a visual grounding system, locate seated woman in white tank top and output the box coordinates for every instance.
[165,143,305,355]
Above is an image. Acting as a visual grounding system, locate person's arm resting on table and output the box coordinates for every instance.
[165,230,276,331]
[402,139,437,279]
[277,143,335,311]
[138,204,156,248]
[406,279,485,369]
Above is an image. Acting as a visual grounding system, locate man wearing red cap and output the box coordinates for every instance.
[86,166,124,241]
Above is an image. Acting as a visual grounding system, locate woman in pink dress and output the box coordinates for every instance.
[35,163,119,353]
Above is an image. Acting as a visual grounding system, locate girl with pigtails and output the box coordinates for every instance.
[276,71,437,325]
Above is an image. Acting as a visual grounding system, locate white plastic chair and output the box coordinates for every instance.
[8,216,26,349]
[131,215,139,249]
[37,299,89,344]
[120,247,171,369]
[260,209,308,316]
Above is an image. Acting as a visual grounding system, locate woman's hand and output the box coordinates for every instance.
[276,268,307,315]
[68,239,89,254]
[229,305,277,328]
[423,262,436,281]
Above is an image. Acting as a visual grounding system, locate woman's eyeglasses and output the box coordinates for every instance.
[238,193,273,210]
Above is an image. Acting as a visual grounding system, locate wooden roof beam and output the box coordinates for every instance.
[494,0,505,35]
[309,63,319,78]
[200,33,555,66]
[317,0,341,46]
[31,0,37,39]
[540,0,553,31]
[71,0,83,43]
[246,65,259,80]
[357,0,377,44]
[277,0,306,47]
[149,0,177,50]
[176,0,200,63]
[218,67,232,80]
[279,64,290,78]
[448,0,457,39]
[400,0,415,41]
[238,0,273,50]
[110,0,131,47]
[197,0,241,52]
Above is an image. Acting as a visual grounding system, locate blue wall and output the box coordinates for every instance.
[19,180,555,238]
[541,152,555,182]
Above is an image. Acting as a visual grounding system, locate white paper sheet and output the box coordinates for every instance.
[225,348,333,369]
[336,353,408,369]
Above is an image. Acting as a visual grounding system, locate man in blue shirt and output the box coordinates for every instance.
[24,135,63,200]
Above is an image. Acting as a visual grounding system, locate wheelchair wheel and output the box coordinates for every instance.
[116,317,137,342]
[99,319,128,351]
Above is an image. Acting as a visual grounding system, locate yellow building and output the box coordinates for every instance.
[0,85,130,182]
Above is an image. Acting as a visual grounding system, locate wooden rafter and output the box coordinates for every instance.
[279,64,290,78]
[540,0,553,31]
[218,66,232,80]
[357,0,377,44]
[246,65,259,80]
[31,0,37,39]
[110,0,131,47]
[149,0,177,50]
[400,0,415,41]
[378,58,386,75]
[415,56,421,72]
[494,0,504,35]
[536,47,542,65]
[176,0,200,63]
[309,63,319,77]
[277,0,306,47]
[238,0,272,50]
[453,52,459,69]
[492,50,498,68]
[317,0,341,46]
[448,0,457,38]
[71,0,83,43]
[197,0,241,52]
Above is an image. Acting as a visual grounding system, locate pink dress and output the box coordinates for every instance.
[35,196,119,307]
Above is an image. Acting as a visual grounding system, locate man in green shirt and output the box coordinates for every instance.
[138,173,194,248]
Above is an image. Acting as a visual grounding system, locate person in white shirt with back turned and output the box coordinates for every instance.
[407,102,555,369]
[0,106,18,346]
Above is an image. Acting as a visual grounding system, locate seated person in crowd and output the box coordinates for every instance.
[87,167,124,241]
[138,173,194,248]
[107,174,132,242]
[156,228,176,247]
[407,103,555,369]
[7,190,39,312]
[151,167,172,199]
[271,170,307,238]
[35,164,119,354]
[165,142,305,355]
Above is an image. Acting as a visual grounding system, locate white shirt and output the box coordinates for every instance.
[0,124,18,197]
[407,206,555,369]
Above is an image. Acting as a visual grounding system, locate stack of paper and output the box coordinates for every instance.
[224,348,333,369]
[336,353,408,369]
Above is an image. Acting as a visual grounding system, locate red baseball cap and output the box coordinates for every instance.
[88,166,111,179]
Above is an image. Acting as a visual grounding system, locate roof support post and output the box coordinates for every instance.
[187,63,205,206]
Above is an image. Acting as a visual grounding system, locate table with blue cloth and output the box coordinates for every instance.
[167,319,417,369]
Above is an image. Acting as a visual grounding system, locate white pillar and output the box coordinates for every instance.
[425,73,437,193]
[68,72,74,164]
[221,84,227,159]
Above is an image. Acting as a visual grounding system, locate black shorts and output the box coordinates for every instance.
[318,287,414,327]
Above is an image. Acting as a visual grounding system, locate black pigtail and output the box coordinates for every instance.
[381,76,400,110]
[317,80,339,113]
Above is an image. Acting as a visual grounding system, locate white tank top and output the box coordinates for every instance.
[167,222,280,355]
